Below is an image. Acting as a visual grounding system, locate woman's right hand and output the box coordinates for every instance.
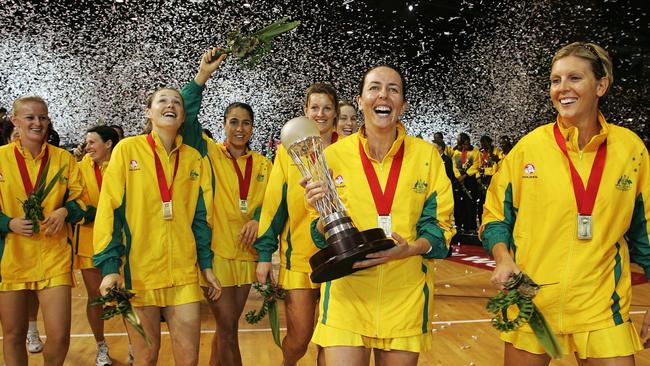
[255,262,274,284]
[301,177,325,209]
[490,243,520,290]
[99,273,122,296]
[9,217,34,237]
[195,47,228,85]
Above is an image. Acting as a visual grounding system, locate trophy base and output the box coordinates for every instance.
[309,228,395,283]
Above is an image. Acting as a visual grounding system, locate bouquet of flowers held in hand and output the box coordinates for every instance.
[91,287,151,346]
[245,279,286,348]
[20,160,67,234]
[208,16,300,67]
[486,272,563,358]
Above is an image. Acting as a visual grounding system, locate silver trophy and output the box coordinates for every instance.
[281,116,395,283]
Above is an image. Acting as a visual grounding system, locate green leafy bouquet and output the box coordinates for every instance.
[20,160,67,234]
[91,287,151,346]
[486,272,563,359]
[209,16,300,67]
[245,280,286,348]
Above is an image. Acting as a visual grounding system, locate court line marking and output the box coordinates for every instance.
[3,311,646,340]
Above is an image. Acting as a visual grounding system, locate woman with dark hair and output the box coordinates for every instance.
[94,79,221,365]
[482,42,650,365]
[451,132,480,233]
[73,125,119,365]
[304,64,455,365]
[182,54,273,366]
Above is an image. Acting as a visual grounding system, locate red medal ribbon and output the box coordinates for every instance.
[228,149,253,201]
[461,150,467,165]
[553,123,607,215]
[331,132,339,144]
[94,162,103,191]
[14,146,49,195]
[147,134,180,202]
[358,139,405,215]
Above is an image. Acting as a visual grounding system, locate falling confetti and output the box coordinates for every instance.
[0,0,647,149]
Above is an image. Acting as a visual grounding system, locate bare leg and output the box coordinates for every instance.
[27,291,39,322]
[374,348,419,366]
[81,268,106,342]
[282,288,319,366]
[0,290,30,366]
[504,342,551,366]
[162,302,202,366]
[126,306,162,366]
[37,285,71,366]
[205,285,251,366]
[323,346,370,366]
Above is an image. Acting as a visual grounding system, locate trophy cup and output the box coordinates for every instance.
[280,117,395,283]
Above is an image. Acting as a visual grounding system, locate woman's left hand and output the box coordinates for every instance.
[42,207,68,236]
[202,269,222,302]
[239,220,259,247]
[353,232,415,269]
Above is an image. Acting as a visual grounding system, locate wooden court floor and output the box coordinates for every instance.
[2,248,650,365]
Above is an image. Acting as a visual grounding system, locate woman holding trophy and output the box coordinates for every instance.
[481,42,650,365]
[0,96,85,366]
[303,65,455,365]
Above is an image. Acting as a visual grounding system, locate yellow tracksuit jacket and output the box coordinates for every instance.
[477,147,503,178]
[311,124,456,338]
[480,113,650,333]
[255,144,318,272]
[92,132,213,291]
[208,143,271,260]
[452,147,481,178]
[0,141,84,283]
[74,154,108,259]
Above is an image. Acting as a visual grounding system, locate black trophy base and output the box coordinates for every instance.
[309,228,395,283]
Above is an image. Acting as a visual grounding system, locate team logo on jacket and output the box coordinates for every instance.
[523,163,536,175]
[616,175,632,191]
[256,173,265,182]
[334,175,344,186]
[190,170,199,180]
[412,179,428,194]
[129,160,140,171]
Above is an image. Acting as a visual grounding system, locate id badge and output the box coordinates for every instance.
[577,214,592,240]
[162,201,173,220]
[377,214,392,237]
[239,199,248,213]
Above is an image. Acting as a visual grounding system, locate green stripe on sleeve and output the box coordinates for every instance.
[254,183,289,262]
[416,192,449,259]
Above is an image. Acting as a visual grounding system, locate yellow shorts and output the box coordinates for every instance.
[130,283,203,307]
[501,321,643,359]
[74,255,97,270]
[210,256,256,287]
[279,267,319,290]
[312,322,432,353]
[0,272,74,291]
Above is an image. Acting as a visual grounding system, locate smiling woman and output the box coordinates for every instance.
[92,83,221,366]
[480,42,650,365]
[0,96,85,366]
[303,65,455,366]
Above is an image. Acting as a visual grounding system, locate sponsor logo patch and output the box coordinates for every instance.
[129,159,140,171]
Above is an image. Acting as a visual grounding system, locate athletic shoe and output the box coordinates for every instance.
[26,331,44,353]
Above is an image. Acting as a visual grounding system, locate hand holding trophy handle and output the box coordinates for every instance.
[280,117,395,283]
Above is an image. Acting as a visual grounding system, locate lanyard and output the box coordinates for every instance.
[358,139,405,215]
[14,146,49,195]
[552,123,607,215]
[461,150,467,165]
[94,162,103,191]
[147,134,180,203]
[228,149,253,200]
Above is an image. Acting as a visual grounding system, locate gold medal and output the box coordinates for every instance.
[162,201,173,220]
[377,214,392,237]
[239,199,248,213]
[577,214,592,240]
